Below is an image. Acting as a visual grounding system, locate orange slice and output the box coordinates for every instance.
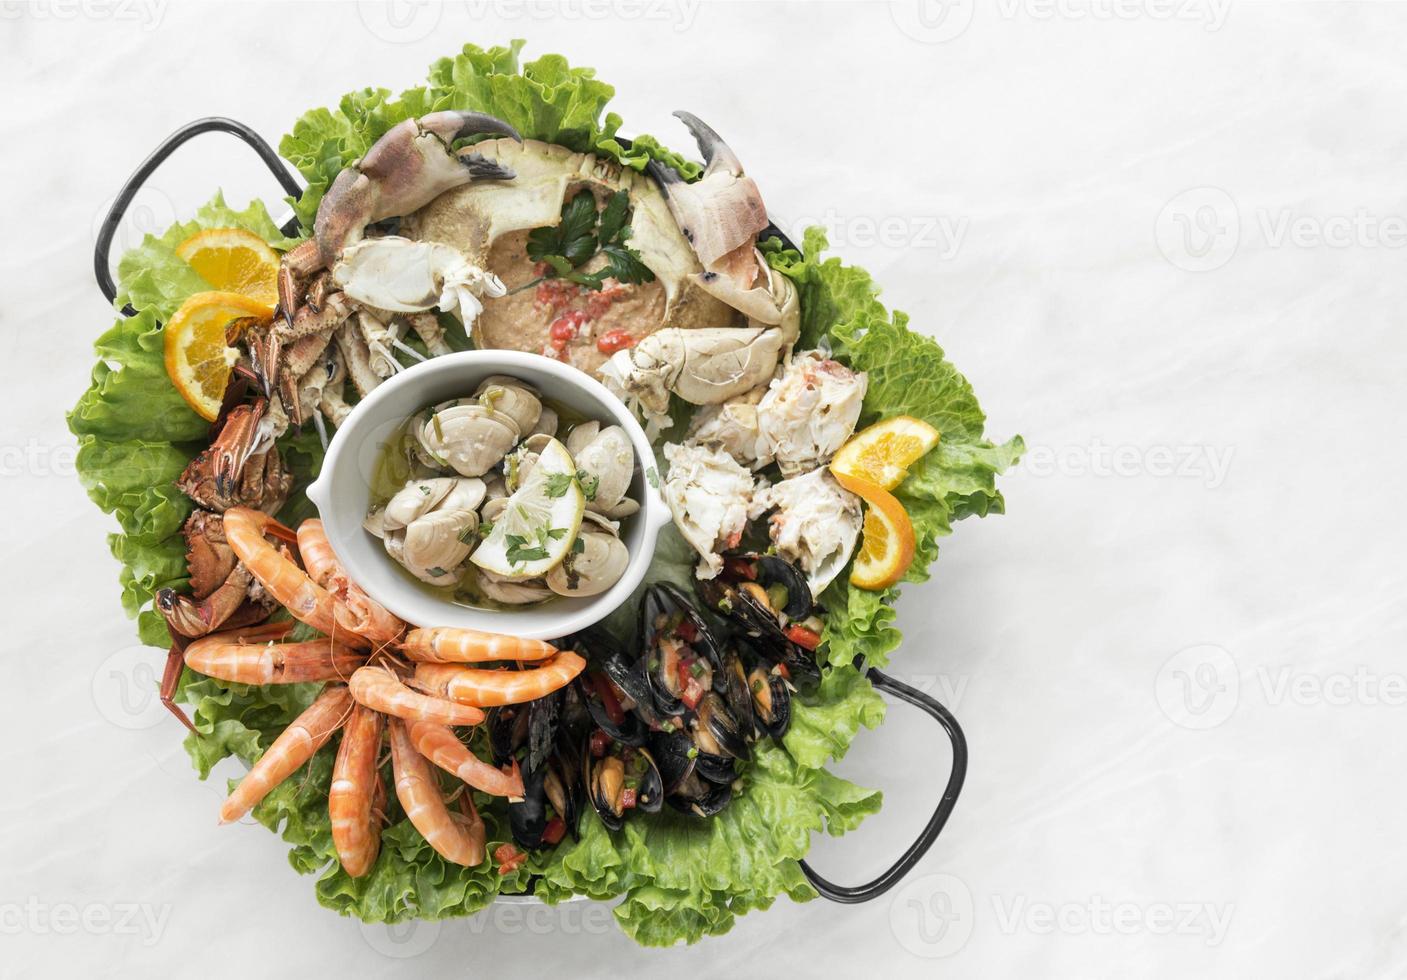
[833,471,916,591]
[830,416,940,491]
[164,291,271,420]
[175,227,280,309]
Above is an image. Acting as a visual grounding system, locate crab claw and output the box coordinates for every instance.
[673,110,746,179]
[418,109,524,146]
[208,400,267,498]
[316,110,523,266]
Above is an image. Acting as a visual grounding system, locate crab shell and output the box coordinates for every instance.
[404,138,743,374]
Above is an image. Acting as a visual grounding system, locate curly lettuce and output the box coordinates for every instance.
[70,41,1010,947]
[765,231,1024,667]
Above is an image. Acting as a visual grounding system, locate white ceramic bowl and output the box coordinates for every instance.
[306,350,672,640]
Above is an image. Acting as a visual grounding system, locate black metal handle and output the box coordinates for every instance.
[799,667,968,904]
[94,117,304,315]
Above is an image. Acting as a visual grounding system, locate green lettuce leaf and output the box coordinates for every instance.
[766,229,1024,667]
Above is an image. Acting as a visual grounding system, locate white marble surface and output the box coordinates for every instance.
[4,1,1405,976]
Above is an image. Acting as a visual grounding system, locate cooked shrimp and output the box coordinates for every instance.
[329,702,385,877]
[297,519,405,647]
[348,665,486,726]
[402,627,558,664]
[222,507,368,648]
[405,719,525,798]
[185,622,367,685]
[219,684,353,824]
[388,718,486,866]
[410,651,586,707]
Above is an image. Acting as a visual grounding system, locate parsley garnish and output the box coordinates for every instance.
[505,534,550,566]
[521,189,656,293]
[544,472,576,499]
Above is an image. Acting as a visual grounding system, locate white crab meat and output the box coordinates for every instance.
[662,442,759,579]
[750,468,863,595]
[686,386,770,469]
[599,326,786,432]
[331,236,506,324]
[756,351,867,477]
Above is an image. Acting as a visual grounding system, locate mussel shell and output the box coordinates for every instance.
[579,675,645,746]
[665,771,732,818]
[487,704,529,767]
[639,583,724,718]
[753,555,814,618]
[719,649,756,736]
[749,663,792,739]
[695,691,751,762]
[509,763,550,848]
[584,742,664,831]
[647,729,697,794]
[693,750,736,785]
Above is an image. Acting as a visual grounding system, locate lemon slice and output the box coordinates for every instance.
[471,438,585,579]
[175,228,281,309]
[830,416,941,491]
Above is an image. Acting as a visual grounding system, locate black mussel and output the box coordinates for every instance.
[648,729,697,792]
[719,649,756,736]
[693,691,751,761]
[640,583,724,719]
[748,661,793,738]
[561,629,657,744]
[665,770,733,818]
[695,555,822,684]
[509,762,550,848]
[579,670,647,745]
[510,748,582,849]
[487,704,530,767]
[693,750,736,785]
[584,739,664,831]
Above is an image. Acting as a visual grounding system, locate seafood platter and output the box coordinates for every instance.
[74,43,1021,945]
